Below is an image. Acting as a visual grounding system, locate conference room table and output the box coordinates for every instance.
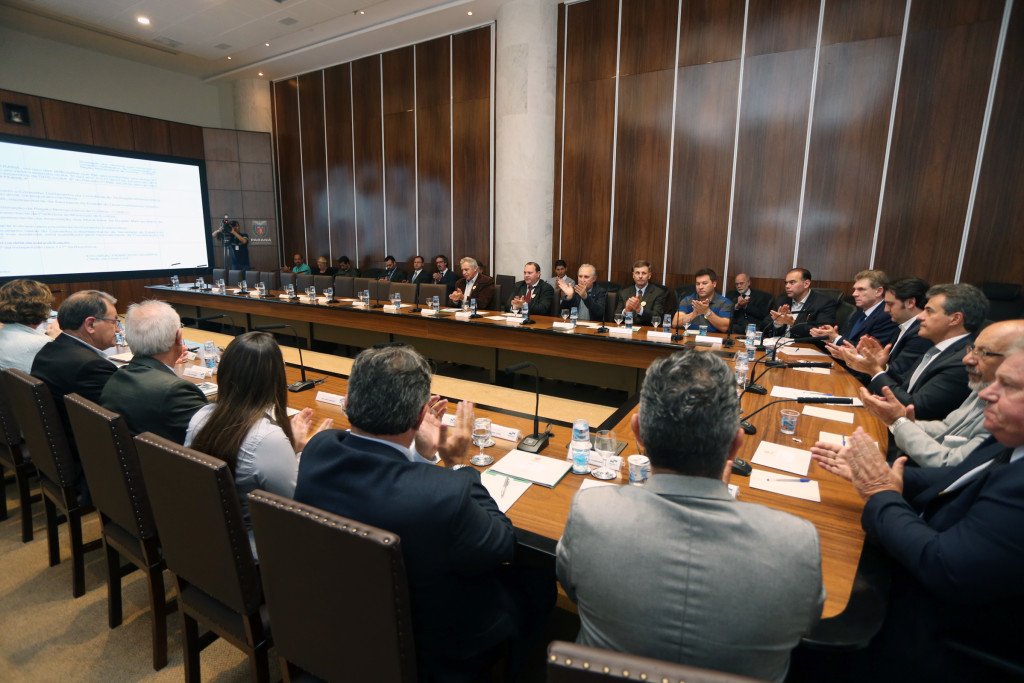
[157,285,888,647]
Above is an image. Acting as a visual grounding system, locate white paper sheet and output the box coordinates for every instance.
[749,469,821,502]
[818,431,848,446]
[750,441,812,476]
[579,478,617,491]
[803,406,855,424]
[488,449,572,488]
[779,347,828,357]
[793,366,831,375]
[481,470,532,513]
[770,385,863,406]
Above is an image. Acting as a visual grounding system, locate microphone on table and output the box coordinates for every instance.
[738,396,854,435]
[765,335,816,368]
[253,324,322,392]
[195,313,239,333]
[595,293,609,333]
[671,309,684,342]
[411,283,422,312]
[371,283,384,309]
[503,361,550,454]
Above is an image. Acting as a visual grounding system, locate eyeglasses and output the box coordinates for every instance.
[966,343,1004,359]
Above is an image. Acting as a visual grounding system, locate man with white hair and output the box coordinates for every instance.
[449,256,495,309]
[100,300,207,443]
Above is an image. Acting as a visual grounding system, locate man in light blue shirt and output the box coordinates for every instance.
[672,267,734,332]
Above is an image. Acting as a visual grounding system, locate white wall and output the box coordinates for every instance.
[0,25,232,128]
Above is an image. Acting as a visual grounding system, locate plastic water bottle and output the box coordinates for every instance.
[431,295,440,312]
[570,306,579,327]
[735,354,749,394]
[746,338,756,362]
[662,314,672,334]
[522,302,530,319]
[623,311,632,329]
[746,323,756,346]
[570,418,591,474]
[470,298,478,315]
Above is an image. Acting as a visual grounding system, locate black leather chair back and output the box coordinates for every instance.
[244,270,261,287]
[333,275,355,298]
[135,432,261,615]
[65,394,157,540]
[280,272,295,290]
[492,284,503,311]
[227,269,244,286]
[212,268,227,284]
[547,641,764,683]
[313,275,334,293]
[353,277,377,299]
[249,491,416,683]
[606,291,618,320]
[1,369,77,487]
[417,283,447,306]
[0,389,25,461]
[388,282,417,304]
[295,274,314,291]
[836,300,856,330]
[258,271,279,291]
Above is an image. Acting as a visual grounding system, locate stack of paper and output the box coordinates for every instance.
[488,449,572,488]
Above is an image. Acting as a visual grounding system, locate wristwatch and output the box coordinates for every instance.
[889,416,911,433]
[451,464,470,471]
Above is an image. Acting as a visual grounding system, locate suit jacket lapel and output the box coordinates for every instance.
[912,437,1004,512]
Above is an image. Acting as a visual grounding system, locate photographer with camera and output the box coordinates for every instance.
[212,215,250,271]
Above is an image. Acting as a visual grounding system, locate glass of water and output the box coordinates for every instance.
[170,275,179,288]
[195,276,205,290]
[592,429,617,480]
[286,283,295,298]
[470,417,494,466]
[257,281,267,297]
[662,314,672,333]
[432,295,440,312]
[216,278,226,292]
[613,312,624,327]
[569,307,579,326]
[561,309,570,324]
[393,292,402,307]
[324,287,333,301]
[624,311,633,329]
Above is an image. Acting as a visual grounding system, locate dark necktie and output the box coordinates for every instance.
[525,286,533,302]
[847,311,867,339]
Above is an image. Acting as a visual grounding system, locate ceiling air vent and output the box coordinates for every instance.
[279,17,298,25]
[153,36,183,49]
[215,43,232,50]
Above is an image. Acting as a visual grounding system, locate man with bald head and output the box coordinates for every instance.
[726,272,772,333]
[558,264,607,321]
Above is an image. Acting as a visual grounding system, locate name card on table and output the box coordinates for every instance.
[552,321,576,330]
[315,391,345,408]
[608,326,635,337]
[441,414,520,442]
[421,308,438,316]
[454,311,473,320]
[383,304,409,311]
[695,334,722,345]
[183,365,213,379]
[196,382,218,397]
[646,330,673,343]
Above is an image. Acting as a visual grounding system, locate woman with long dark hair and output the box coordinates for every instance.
[184,331,332,538]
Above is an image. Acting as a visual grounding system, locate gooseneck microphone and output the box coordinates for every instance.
[195,313,238,332]
[738,396,854,435]
[503,361,550,453]
[253,324,322,392]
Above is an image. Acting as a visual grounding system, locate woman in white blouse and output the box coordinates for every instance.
[0,279,55,373]
[185,331,332,540]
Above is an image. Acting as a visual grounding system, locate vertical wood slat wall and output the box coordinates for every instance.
[553,0,1023,293]
[272,26,493,272]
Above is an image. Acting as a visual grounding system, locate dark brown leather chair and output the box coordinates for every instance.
[546,641,766,682]
[333,275,355,298]
[212,268,227,285]
[388,282,417,306]
[491,283,503,311]
[280,272,295,291]
[249,490,417,683]
[227,269,244,286]
[0,389,39,542]
[295,274,314,291]
[313,274,334,293]
[134,432,270,683]
[259,271,280,292]
[1,369,100,597]
[64,394,174,670]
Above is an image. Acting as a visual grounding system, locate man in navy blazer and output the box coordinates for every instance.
[811,270,899,348]
[810,340,1024,681]
[431,254,458,297]
[295,344,533,680]
[865,283,988,421]
[764,268,838,338]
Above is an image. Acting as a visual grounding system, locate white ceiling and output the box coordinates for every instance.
[0,0,518,82]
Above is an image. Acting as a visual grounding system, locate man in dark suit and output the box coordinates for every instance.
[407,255,431,285]
[450,256,496,309]
[832,277,933,384]
[764,268,838,338]
[432,254,458,297]
[379,255,407,282]
[100,300,207,444]
[295,345,544,680]
[809,341,1024,681]
[508,261,555,316]
[866,283,987,421]
[558,263,608,322]
[811,269,899,348]
[615,260,667,326]
[727,272,772,334]
[32,289,120,429]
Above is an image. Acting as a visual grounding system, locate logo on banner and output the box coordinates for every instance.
[249,220,273,244]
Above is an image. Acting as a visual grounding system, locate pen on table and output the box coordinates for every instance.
[767,476,812,483]
[842,435,846,446]
[500,476,510,498]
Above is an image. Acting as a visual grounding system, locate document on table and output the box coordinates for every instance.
[770,385,863,406]
[779,347,828,357]
[750,441,812,476]
[793,366,831,375]
[488,449,572,488]
[579,478,616,491]
[749,469,821,502]
[803,405,855,424]
[481,470,532,513]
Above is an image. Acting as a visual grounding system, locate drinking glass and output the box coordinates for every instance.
[216,278,226,292]
[286,284,296,298]
[592,429,617,480]
[195,276,205,290]
[257,281,267,297]
[239,280,247,293]
[613,312,624,327]
[170,275,179,288]
[393,292,401,307]
[560,309,570,323]
[510,299,521,316]
[470,417,494,466]
[324,287,333,301]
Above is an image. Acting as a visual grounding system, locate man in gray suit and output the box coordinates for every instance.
[101,300,207,444]
[556,349,823,683]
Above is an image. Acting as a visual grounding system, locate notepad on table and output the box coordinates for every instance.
[750,441,812,476]
[749,469,821,502]
[488,449,572,488]
[481,470,532,513]
[803,406,855,423]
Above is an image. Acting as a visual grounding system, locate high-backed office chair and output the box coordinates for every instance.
[816,287,844,302]
[64,394,174,670]
[388,282,417,304]
[1,369,100,597]
[313,274,334,293]
[227,269,244,286]
[495,274,515,299]
[981,282,1023,322]
[134,432,270,683]
[244,270,261,287]
[295,274,314,291]
[354,277,385,302]
[249,491,417,683]
[417,283,447,306]
[605,292,618,322]
[0,389,38,542]
[546,641,765,683]
[212,268,226,285]
[491,284,503,311]
[835,300,856,330]
[333,275,355,298]
[280,272,295,290]
[258,271,279,292]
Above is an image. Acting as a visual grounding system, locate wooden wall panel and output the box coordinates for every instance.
[560,79,616,279]
[667,0,744,287]
[382,47,417,261]
[273,78,304,263]
[565,0,618,83]
[797,0,904,282]
[552,4,567,269]
[298,72,330,262]
[131,116,170,155]
[728,0,820,280]
[416,37,452,263]
[39,99,93,144]
[351,57,386,268]
[323,64,357,264]
[619,0,678,76]
[961,0,1024,285]
[873,0,1003,282]
[0,89,45,138]
[451,28,491,269]
[168,121,205,158]
[610,70,674,285]
[89,108,134,150]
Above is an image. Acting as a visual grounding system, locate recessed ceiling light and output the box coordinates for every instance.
[359,10,365,15]
[227,56,232,60]
[258,72,264,77]
[265,42,270,47]
[467,11,473,15]
[137,16,150,25]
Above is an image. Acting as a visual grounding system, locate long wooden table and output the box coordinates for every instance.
[174,317,888,647]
